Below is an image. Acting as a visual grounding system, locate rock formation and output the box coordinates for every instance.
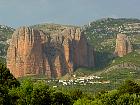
[114,33,132,57]
[7,26,95,78]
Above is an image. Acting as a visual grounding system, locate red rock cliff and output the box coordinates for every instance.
[7,27,95,78]
[114,33,133,57]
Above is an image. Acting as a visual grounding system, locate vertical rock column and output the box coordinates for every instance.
[114,33,133,57]
[7,27,45,78]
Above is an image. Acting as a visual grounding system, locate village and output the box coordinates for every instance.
[46,75,110,87]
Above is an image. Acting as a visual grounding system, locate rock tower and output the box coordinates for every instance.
[114,33,132,57]
[7,27,95,78]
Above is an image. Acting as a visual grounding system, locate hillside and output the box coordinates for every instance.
[83,18,140,68]
[31,23,79,34]
[69,51,140,91]
[70,18,140,88]
[84,18,140,51]
[0,25,14,63]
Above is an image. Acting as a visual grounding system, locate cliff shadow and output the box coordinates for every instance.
[43,41,70,78]
[132,44,140,50]
[94,51,115,69]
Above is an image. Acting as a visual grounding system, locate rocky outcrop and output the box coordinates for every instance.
[7,27,95,78]
[114,33,132,57]
[7,27,46,78]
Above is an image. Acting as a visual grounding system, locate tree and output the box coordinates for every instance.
[0,62,20,88]
[117,93,134,105]
[69,89,83,100]
[0,85,11,105]
[53,92,73,105]
[9,79,33,105]
[73,98,92,105]
[30,81,53,105]
[118,80,140,95]
[0,62,20,105]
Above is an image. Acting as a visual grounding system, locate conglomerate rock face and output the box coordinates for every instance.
[114,33,132,57]
[7,26,95,78]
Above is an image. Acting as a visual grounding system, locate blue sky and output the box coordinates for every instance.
[0,0,140,28]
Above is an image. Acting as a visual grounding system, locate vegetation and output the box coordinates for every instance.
[74,80,140,105]
[83,18,140,68]
[0,25,14,41]
[0,62,19,88]
[0,62,19,104]
[0,25,14,60]
[31,23,79,34]
[1,60,140,104]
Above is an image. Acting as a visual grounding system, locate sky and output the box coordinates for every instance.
[0,0,140,28]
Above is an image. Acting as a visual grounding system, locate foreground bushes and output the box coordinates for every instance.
[9,79,73,105]
[0,62,19,104]
[74,80,140,105]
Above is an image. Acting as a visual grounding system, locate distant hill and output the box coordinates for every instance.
[84,18,140,51]
[31,23,79,34]
[83,18,140,68]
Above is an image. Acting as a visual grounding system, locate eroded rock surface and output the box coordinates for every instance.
[7,26,95,78]
[114,33,132,57]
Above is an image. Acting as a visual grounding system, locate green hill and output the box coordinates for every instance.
[84,18,140,51]
[0,25,14,62]
[83,18,140,68]
[70,52,140,90]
